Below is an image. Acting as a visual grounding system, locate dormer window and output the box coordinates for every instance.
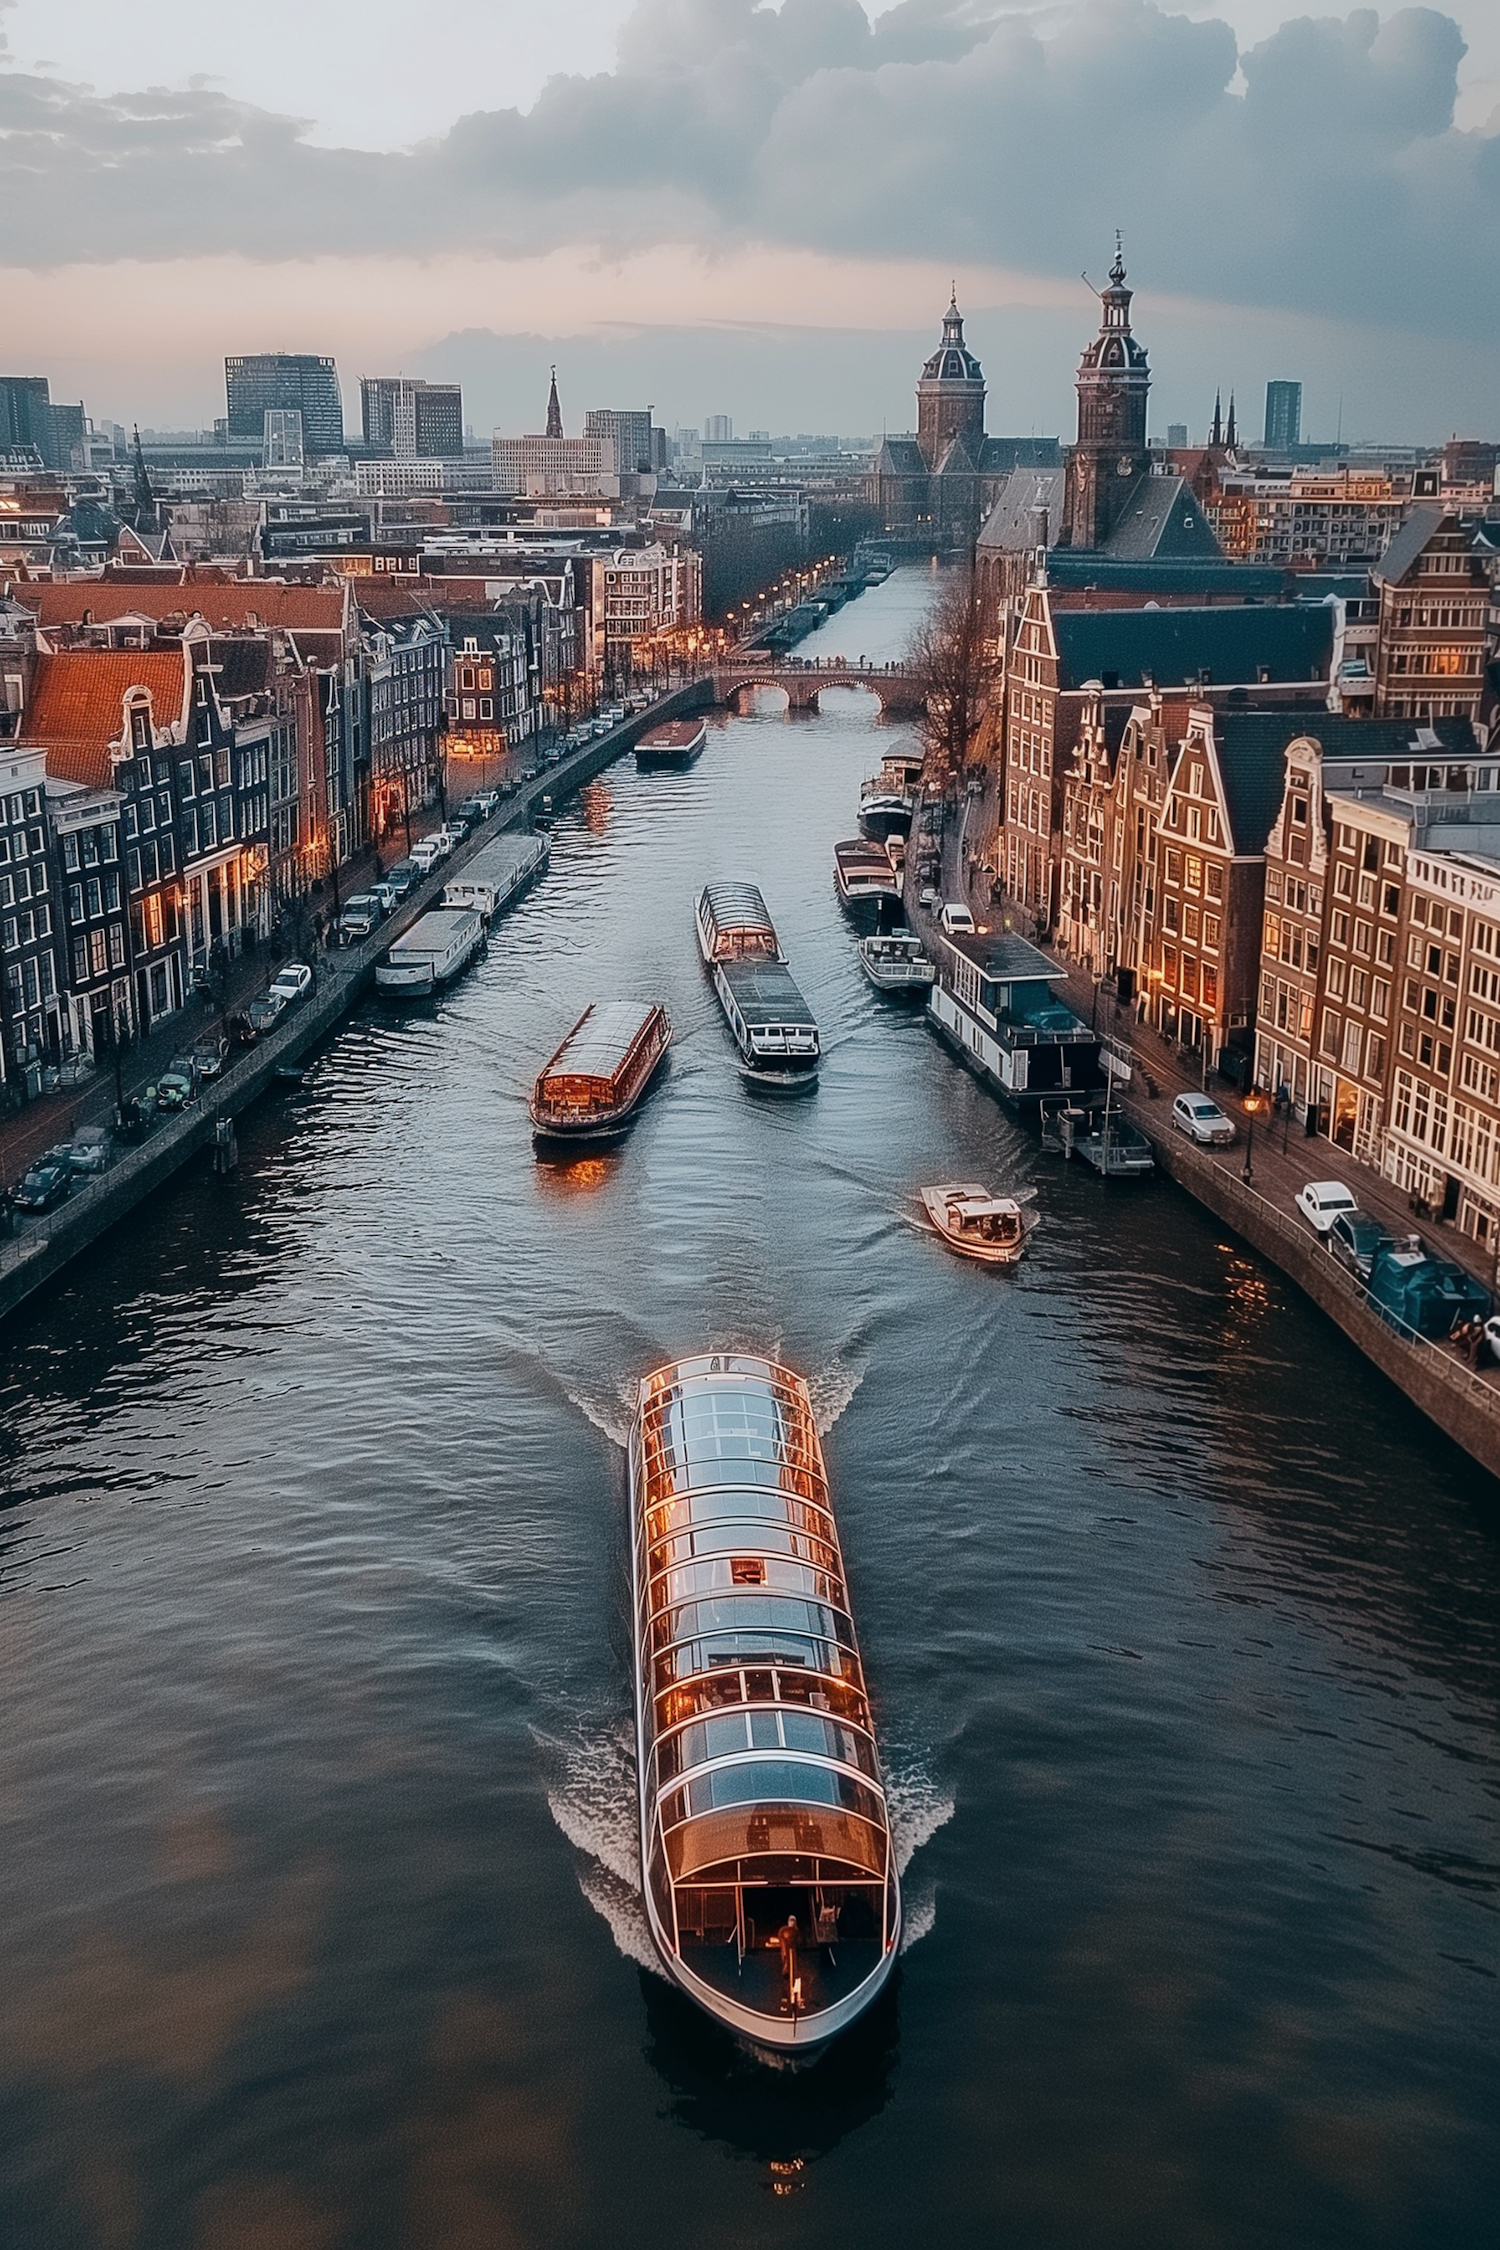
[129,703,151,751]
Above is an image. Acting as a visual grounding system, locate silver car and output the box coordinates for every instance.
[1171,1092,1237,1145]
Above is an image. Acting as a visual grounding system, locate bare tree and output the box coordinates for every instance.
[905,566,997,796]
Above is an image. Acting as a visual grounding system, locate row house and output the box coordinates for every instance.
[0,744,63,1088]
[1387,847,1500,1243]
[991,583,1335,931]
[1369,507,1493,727]
[443,614,533,804]
[601,543,701,675]
[365,613,447,843]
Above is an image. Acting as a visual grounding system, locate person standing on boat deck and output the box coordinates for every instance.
[778,1914,801,2004]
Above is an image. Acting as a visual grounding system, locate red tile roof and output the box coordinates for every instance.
[21,648,189,792]
[19,581,346,634]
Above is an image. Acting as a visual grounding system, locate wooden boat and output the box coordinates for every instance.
[375,907,486,996]
[858,754,923,841]
[694,883,819,1089]
[857,931,934,997]
[833,839,901,925]
[636,717,707,769]
[529,1001,672,1144]
[920,1181,1035,1266]
[630,1351,900,2054]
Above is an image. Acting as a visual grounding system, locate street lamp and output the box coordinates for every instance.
[1241,1089,1266,1185]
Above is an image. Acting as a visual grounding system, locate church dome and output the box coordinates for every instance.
[920,296,984,387]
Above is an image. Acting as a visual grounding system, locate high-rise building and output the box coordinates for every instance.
[704,415,733,444]
[1166,422,1188,448]
[0,376,87,469]
[225,354,343,455]
[1263,380,1302,452]
[584,408,658,477]
[361,377,463,458]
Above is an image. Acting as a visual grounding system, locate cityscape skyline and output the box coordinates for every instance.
[3,0,1499,439]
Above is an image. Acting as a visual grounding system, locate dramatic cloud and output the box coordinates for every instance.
[0,0,1495,341]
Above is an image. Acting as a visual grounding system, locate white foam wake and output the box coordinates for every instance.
[806,1349,868,1435]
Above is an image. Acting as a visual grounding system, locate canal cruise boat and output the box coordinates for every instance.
[636,717,708,769]
[833,838,902,926]
[630,1352,900,2054]
[695,883,820,1090]
[529,1001,672,1145]
[928,929,1105,1112]
[920,1182,1036,1266]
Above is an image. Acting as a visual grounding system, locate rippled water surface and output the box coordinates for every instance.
[2,571,1498,2250]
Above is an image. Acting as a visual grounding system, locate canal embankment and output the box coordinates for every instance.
[0,680,711,1326]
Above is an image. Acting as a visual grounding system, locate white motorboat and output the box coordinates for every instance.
[857,931,934,998]
[920,1182,1035,1266]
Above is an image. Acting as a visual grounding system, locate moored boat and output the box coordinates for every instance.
[858,753,923,841]
[630,1351,900,2054]
[636,718,707,769]
[529,1001,672,1144]
[375,907,486,997]
[694,883,819,1089]
[442,832,548,921]
[857,930,934,997]
[833,838,901,926]
[920,1181,1035,1266]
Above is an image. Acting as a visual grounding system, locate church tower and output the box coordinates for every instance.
[916,294,987,471]
[1062,242,1151,549]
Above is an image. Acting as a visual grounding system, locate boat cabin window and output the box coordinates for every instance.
[655,1707,879,1784]
[654,1667,869,1733]
[730,1556,766,1585]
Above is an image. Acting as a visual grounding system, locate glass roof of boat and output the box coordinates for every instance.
[701,882,775,934]
[539,1001,660,1082]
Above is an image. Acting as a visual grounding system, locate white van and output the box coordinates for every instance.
[939,901,976,936]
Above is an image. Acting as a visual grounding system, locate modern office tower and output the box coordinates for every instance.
[362,377,463,457]
[703,415,733,443]
[1166,422,1188,448]
[583,408,657,476]
[224,354,344,454]
[0,376,86,467]
[263,410,305,469]
[1264,380,1302,452]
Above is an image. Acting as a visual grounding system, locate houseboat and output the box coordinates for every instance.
[630,1351,900,2054]
[858,753,923,841]
[833,838,902,927]
[856,931,934,998]
[375,907,486,997]
[927,929,1105,1113]
[695,883,820,1089]
[920,1182,1035,1266]
[529,1001,672,1145]
[636,717,708,769]
[442,832,548,921]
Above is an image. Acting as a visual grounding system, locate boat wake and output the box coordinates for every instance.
[543,1720,950,1966]
[565,1344,865,1450]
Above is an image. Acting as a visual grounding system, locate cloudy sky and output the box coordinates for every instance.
[3,0,1497,444]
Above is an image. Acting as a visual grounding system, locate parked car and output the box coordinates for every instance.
[368,881,403,916]
[383,860,421,899]
[1295,1179,1359,1235]
[191,1031,231,1079]
[155,1059,199,1111]
[438,815,471,845]
[455,797,487,826]
[1171,1092,1237,1145]
[113,1087,159,1142]
[268,962,314,1007]
[11,1159,72,1213]
[938,901,976,936]
[228,1011,258,1047]
[918,885,939,910]
[246,995,283,1035]
[409,839,443,873]
[54,1125,113,1175]
[1328,1208,1394,1282]
[337,894,384,941]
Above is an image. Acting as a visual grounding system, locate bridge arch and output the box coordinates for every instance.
[710,664,926,720]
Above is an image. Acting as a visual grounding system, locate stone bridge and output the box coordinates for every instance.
[709,657,927,718]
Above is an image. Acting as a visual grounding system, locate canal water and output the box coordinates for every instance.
[1,569,1497,2250]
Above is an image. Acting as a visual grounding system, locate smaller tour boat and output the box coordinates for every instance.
[636,718,707,769]
[920,1182,1035,1266]
[833,839,901,924]
[530,1001,673,1145]
[375,907,486,997]
[857,930,934,998]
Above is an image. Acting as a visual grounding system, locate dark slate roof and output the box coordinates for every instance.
[208,637,274,700]
[1053,604,1333,692]
[875,437,927,477]
[1045,556,1287,597]
[1100,475,1223,560]
[1370,503,1444,587]
[979,436,1062,474]
[1193,710,1476,855]
[977,468,1066,553]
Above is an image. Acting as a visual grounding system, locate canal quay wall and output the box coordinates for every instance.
[0,683,710,1328]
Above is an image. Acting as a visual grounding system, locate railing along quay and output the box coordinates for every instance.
[0,685,708,1328]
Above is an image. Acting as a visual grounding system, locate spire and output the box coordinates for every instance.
[1225,391,1237,449]
[1110,230,1126,288]
[131,424,158,531]
[1210,391,1223,449]
[545,365,563,440]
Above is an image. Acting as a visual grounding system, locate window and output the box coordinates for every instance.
[1335,864,1353,898]
[62,834,80,871]
[1382,884,1400,917]
[1321,1010,1341,1057]
[1203,915,1220,952]
[1366,1032,1385,1079]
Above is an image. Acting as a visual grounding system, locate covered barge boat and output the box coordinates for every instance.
[443,832,548,921]
[636,717,708,769]
[375,907,485,997]
[630,1351,900,2053]
[529,1000,672,1144]
[695,883,820,1088]
[833,838,901,926]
